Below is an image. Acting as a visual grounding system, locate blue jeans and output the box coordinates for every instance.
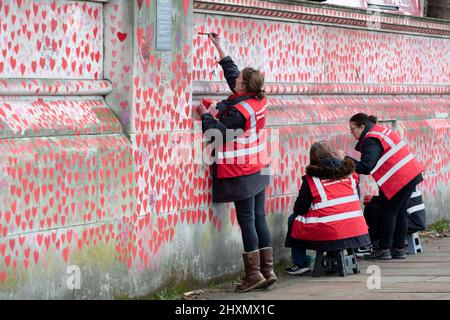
[288,213,308,265]
[234,189,272,252]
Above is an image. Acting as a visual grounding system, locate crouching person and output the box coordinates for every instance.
[285,141,371,274]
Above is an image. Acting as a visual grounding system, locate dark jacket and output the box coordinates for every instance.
[285,157,371,250]
[345,122,383,174]
[201,56,269,203]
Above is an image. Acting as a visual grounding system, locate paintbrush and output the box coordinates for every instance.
[198,32,218,37]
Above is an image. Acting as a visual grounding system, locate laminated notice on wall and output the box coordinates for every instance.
[157,0,172,51]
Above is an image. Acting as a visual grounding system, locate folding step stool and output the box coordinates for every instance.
[407,232,423,255]
[312,249,360,277]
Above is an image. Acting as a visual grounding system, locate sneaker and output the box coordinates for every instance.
[372,239,380,251]
[355,246,372,257]
[364,248,392,260]
[285,263,311,275]
[391,247,406,259]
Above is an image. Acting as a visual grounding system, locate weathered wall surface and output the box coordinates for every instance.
[0,0,449,299]
[0,0,103,79]
[0,0,135,299]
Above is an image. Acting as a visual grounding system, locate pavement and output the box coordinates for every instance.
[183,236,450,300]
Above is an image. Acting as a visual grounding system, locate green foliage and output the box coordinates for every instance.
[146,284,191,300]
[429,219,450,233]
[273,263,286,275]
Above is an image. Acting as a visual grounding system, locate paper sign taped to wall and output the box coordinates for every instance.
[157,0,172,51]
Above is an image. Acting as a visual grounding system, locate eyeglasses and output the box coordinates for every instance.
[350,126,360,132]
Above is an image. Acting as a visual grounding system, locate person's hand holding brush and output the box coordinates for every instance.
[198,32,226,60]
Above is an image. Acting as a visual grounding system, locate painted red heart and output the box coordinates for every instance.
[117,32,127,42]
[182,0,190,16]
[9,56,16,70]
[62,247,69,262]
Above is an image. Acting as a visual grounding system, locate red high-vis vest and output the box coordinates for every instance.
[216,98,269,178]
[363,124,424,200]
[291,175,368,241]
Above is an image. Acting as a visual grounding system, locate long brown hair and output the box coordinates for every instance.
[241,67,265,100]
[349,113,378,127]
[309,141,335,165]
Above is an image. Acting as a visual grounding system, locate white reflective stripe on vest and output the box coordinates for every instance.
[236,129,264,144]
[350,175,358,194]
[310,194,360,210]
[312,177,328,202]
[217,142,266,159]
[239,101,256,128]
[220,100,264,155]
[377,153,415,186]
[407,203,425,214]
[370,140,406,175]
[368,130,396,148]
[295,210,364,224]
[411,188,421,198]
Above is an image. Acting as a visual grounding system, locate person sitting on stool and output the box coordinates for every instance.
[285,141,371,274]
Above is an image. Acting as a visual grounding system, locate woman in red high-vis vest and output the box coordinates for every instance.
[285,141,370,274]
[195,33,275,292]
[337,113,424,260]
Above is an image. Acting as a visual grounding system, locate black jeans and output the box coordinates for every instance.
[379,178,420,250]
[363,197,383,242]
[234,189,272,252]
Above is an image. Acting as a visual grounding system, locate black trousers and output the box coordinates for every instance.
[363,196,384,243]
[378,176,421,250]
[234,189,272,252]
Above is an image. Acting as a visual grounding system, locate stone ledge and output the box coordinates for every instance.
[0,79,113,96]
[194,0,450,37]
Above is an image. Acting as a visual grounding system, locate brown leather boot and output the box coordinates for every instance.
[235,250,266,293]
[259,247,278,288]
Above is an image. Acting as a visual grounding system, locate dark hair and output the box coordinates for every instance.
[309,141,335,165]
[349,113,378,127]
[241,67,265,100]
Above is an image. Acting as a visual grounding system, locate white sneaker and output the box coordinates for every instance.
[285,264,311,275]
[355,247,371,257]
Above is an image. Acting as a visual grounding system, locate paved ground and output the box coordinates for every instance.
[184,236,450,300]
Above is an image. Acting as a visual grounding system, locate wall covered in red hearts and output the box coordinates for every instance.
[0,0,449,299]
[0,0,136,298]
[0,0,103,79]
[192,0,450,232]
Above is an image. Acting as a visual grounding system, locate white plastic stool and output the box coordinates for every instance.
[407,232,423,255]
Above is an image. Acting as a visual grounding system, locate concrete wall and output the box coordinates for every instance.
[0,0,449,299]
